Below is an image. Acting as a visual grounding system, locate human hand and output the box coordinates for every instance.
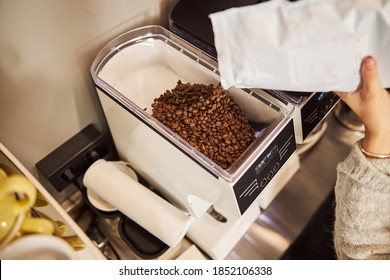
[334,56,390,155]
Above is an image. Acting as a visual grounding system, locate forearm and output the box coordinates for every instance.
[334,143,390,260]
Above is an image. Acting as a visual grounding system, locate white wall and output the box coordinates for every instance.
[0,0,178,175]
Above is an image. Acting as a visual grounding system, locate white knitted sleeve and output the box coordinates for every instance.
[334,142,390,259]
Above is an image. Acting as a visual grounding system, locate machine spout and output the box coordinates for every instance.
[207,205,227,223]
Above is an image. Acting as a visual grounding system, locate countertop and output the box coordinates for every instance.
[227,111,363,260]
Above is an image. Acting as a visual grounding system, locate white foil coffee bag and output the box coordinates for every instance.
[209,0,390,92]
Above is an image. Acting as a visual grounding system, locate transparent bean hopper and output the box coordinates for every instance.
[90,25,296,259]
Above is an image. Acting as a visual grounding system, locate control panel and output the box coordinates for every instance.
[233,119,296,215]
[301,91,339,140]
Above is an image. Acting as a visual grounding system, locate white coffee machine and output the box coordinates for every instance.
[90,25,297,259]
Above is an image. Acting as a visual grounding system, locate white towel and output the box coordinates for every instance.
[83,159,193,247]
[210,0,390,92]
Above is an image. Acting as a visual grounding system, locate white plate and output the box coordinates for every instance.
[86,188,118,212]
[0,234,77,260]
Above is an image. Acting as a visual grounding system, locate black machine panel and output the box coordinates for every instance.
[301,91,339,139]
[233,119,296,215]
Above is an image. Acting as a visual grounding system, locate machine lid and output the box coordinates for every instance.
[169,0,264,58]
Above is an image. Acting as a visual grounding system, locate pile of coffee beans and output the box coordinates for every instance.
[152,81,255,169]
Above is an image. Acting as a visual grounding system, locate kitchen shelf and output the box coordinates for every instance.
[0,143,106,260]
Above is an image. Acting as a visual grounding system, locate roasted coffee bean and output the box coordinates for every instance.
[151,80,255,169]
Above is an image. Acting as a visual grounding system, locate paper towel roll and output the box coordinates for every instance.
[83,159,193,247]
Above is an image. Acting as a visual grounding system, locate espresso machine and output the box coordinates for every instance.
[90,25,297,259]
